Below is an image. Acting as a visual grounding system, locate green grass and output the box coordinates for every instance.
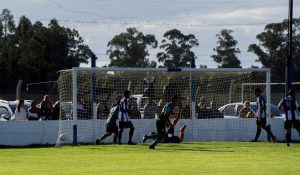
[0,142,300,175]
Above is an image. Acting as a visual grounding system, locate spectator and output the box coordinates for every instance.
[78,98,87,119]
[197,97,209,118]
[163,77,178,102]
[207,101,223,118]
[40,95,53,120]
[143,71,156,98]
[239,101,255,118]
[13,99,27,120]
[181,97,191,119]
[27,101,42,120]
[97,101,109,119]
[144,99,157,119]
[128,97,141,119]
[198,97,207,109]
[52,101,60,120]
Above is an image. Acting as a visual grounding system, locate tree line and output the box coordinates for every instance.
[1,8,300,89]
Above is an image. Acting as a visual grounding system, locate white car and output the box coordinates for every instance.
[218,102,284,119]
[0,100,32,121]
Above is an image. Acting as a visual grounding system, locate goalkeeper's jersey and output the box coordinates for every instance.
[278,96,300,120]
[106,106,119,125]
[157,103,174,121]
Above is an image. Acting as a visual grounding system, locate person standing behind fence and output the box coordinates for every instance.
[143,71,156,99]
[118,90,135,145]
[13,99,27,120]
[250,88,277,142]
[278,89,300,147]
[52,101,60,120]
[40,95,53,120]
[239,101,255,118]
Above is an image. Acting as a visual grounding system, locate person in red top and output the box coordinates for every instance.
[239,101,255,118]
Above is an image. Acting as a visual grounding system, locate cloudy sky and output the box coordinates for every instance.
[1,0,299,68]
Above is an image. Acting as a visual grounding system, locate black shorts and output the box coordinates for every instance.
[284,120,300,129]
[156,119,166,135]
[106,123,118,134]
[256,117,267,126]
[119,121,134,130]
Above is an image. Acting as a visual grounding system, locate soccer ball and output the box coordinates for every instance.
[59,133,68,142]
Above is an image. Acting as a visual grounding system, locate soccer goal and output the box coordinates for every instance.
[56,67,271,145]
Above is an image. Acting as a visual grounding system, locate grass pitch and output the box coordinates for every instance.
[0,142,300,175]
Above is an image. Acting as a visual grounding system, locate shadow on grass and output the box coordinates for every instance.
[157,143,235,153]
[0,144,55,149]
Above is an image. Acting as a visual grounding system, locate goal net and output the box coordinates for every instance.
[56,67,270,145]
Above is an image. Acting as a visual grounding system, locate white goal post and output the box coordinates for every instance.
[56,67,271,145]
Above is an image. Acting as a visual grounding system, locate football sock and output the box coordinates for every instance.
[179,125,187,140]
[118,129,123,144]
[286,132,291,145]
[254,127,261,141]
[100,133,111,141]
[128,127,134,143]
[172,114,180,126]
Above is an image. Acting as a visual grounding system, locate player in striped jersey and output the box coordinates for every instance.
[278,89,300,147]
[251,88,277,142]
[118,90,135,145]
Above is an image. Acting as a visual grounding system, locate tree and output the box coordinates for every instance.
[107,27,157,67]
[157,29,199,68]
[0,8,15,38]
[0,9,91,89]
[211,29,241,68]
[0,9,16,87]
[248,18,300,82]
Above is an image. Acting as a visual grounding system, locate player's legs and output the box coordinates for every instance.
[293,120,300,136]
[285,128,292,147]
[261,118,277,142]
[100,132,112,141]
[251,119,262,142]
[285,120,292,146]
[113,133,118,144]
[178,125,187,141]
[112,125,119,144]
[118,121,125,145]
[96,124,116,144]
[143,132,158,143]
[149,120,165,149]
[172,113,180,126]
[127,121,135,145]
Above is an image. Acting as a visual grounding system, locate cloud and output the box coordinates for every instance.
[1,0,299,68]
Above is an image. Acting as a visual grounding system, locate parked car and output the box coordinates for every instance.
[0,100,32,121]
[218,102,284,119]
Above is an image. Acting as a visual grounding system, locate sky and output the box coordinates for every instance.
[0,0,299,68]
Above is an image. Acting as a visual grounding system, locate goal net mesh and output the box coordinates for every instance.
[56,68,269,145]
